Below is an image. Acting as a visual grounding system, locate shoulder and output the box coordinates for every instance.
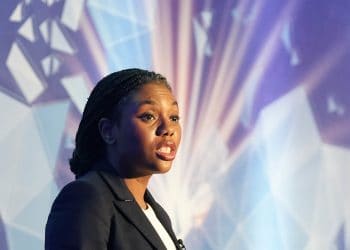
[49,171,113,221]
[61,171,108,195]
[45,172,113,248]
[56,172,106,201]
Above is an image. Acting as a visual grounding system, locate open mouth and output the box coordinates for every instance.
[155,141,176,161]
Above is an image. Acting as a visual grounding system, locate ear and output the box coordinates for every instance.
[98,118,117,145]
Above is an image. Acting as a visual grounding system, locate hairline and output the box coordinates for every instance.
[109,79,172,123]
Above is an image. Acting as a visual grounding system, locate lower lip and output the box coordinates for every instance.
[155,150,176,161]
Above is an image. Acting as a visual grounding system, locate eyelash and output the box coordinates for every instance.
[139,113,180,123]
[139,113,155,122]
[170,115,180,122]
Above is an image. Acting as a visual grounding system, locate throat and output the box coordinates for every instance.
[123,176,151,209]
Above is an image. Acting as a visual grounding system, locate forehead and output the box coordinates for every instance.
[131,82,176,104]
[113,82,178,119]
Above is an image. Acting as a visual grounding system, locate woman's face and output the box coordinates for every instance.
[113,82,182,177]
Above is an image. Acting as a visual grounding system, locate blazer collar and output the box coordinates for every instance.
[93,160,178,249]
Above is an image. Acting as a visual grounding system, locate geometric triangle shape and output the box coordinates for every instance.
[18,16,36,42]
[39,19,50,43]
[6,222,43,250]
[281,22,291,50]
[87,0,153,69]
[274,199,308,250]
[51,55,61,74]
[0,92,30,142]
[13,182,59,236]
[291,49,300,66]
[0,113,52,222]
[205,43,212,56]
[274,153,322,233]
[223,231,250,250]
[256,87,321,177]
[193,19,208,58]
[6,42,46,103]
[61,74,90,113]
[105,30,152,70]
[51,20,75,54]
[33,100,70,168]
[41,54,61,77]
[0,122,25,223]
[61,0,85,31]
[41,55,52,76]
[200,205,235,249]
[327,96,337,114]
[224,143,271,221]
[42,0,56,7]
[87,5,149,47]
[201,10,212,29]
[238,194,284,250]
[9,2,24,22]
[87,0,150,26]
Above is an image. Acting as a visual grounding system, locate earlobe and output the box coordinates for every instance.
[98,118,117,144]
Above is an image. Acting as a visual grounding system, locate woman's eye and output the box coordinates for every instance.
[170,115,180,122]
[139,113,155,122]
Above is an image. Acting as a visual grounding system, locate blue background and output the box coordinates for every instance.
[0,0,350,249]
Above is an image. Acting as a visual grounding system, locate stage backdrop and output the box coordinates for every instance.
[1,0,350,249]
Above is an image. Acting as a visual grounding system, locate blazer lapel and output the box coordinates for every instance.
[145,191,181,248]
[97,170,167,250]
[114,199,167,249]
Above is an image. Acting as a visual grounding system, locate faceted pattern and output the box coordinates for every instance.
[6,42,45,103]
[61,74,89,113]
[0,1,349,250]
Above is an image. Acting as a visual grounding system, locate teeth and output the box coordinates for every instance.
[159,146,171,154]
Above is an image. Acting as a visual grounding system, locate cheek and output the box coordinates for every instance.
[132,124,157,151]
[176,125,182,144]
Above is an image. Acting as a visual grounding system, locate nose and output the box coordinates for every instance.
[156,119,174,137]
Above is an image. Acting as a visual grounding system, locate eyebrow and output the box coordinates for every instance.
[137,99,178,107]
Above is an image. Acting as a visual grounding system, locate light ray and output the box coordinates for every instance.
[105,29,150,47]
[175,1,192,122]
[125,0,147,68]
[87,1,150,27]
[220,2,296,140]
[301,40,348,94]
[150,2,175,85]
[186,1,264,179]
[193,1,263,155]
[202,1,249,95]
[180,7,216,175]
[80,12,108,77]
[320,118,350,146]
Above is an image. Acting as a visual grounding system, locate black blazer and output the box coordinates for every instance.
[45,162,184,250]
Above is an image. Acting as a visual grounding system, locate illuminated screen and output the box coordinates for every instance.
[0,0,349,249]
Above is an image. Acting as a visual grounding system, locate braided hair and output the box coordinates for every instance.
[69,68,170,177]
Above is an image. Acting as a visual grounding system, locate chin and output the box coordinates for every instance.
[153,162,173,174]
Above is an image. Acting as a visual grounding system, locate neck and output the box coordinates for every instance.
[123,176,151,209]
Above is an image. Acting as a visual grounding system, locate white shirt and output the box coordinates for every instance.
[143,204,176,250]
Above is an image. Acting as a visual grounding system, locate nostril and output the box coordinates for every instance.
[157,128,174,137]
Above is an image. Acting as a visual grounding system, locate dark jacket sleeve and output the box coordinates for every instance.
[45,180,111,250]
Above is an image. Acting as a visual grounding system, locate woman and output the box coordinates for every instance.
[45,69,185,249]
